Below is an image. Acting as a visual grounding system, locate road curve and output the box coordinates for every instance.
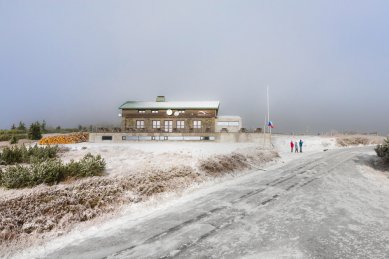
[40,147,389,259]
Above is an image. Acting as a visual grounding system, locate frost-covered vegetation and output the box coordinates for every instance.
[336,135,383,147]
[0,147,277,246]
[0,129,28,142]
[0,145,59,165]
[199,150,278,176]
[0,145,105,188]
[0,154,105,189]
[375,137,389,163]
[0,154,105,188]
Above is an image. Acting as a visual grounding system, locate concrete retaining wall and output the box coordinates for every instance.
[216,133,269,143]
[89,132,269,143]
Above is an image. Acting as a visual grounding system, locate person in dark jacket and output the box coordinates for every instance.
[299,139,304,153]
[290,141,294,152]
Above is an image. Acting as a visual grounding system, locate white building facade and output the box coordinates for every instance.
[215,116,242,133]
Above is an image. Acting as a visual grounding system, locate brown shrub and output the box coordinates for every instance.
[0,166,201,244]
[0,148,278,249]
[0,177,128,243]
[336,135,383,147]
[198,149,279,176]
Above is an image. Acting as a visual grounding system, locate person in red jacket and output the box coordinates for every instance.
[290,141,294,152]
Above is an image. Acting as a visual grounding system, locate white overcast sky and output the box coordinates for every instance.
[0,1,388,134]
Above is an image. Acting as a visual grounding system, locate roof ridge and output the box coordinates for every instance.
[119,101,220,110]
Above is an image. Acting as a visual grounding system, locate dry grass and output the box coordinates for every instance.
[336,135,384,147]
[0,169,201,248]
[0,139,35,150]
[0,147,278,252]
[0,171,199,252]
[199,149,279,176]
[0,178,124,241]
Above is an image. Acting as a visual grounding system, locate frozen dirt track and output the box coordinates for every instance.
[41,147,389,259]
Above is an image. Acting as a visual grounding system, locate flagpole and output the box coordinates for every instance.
[267,86,272,144]
[263,115,267,147]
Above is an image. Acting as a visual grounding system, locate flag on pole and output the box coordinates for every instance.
[268,121,274,128]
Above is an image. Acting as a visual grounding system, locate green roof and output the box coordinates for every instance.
[119,101,220,110]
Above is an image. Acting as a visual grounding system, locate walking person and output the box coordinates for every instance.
[290,141,294,153]
[299,139,304,153]
[295,141,299,153]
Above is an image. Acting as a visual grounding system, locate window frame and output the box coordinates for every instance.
[136,120,145,129]
[152,120,161,129]
[193,120,202,129]
[217,121,240,126]
[176,120,185,129]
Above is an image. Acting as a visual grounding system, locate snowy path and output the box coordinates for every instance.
[27,147,389,259]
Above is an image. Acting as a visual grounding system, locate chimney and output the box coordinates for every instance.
[156,96,166,102]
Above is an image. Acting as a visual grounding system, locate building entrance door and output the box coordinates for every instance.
[164,120,173,133]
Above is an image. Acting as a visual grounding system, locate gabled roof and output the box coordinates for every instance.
[119,101,220,110]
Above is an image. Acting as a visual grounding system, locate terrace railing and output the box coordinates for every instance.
[92,127,264,134]
[121,128,215,134]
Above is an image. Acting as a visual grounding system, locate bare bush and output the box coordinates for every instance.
[336,135,383,147]
[199,149,279,175]
[199,153,247,176]
[375,137,389,163]
[0,167,199,244]
[0,148,278,250]
[0,177,127,242]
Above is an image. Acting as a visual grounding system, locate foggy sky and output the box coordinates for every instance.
[1,1,389,135]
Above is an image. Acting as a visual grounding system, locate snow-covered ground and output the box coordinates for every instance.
[13,146,389,259]
[2,135,336,206]
[1,135,387,258]
[1,140,279,257]
[59,142,276,177]
[272,134,336,163]
[59,135,338,176]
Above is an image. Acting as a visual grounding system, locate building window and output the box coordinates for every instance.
[152,120,161,129]
[217,121,240,126]
[151,110,159,114]
[136,120,144,129]
[138,110,146,114]
[102,136,113,141]
[193,120,202,129]
[178,110,185,114]
[177,121,185,129]
[217,122,228,126]
[164,120,173,133]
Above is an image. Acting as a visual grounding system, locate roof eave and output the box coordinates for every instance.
[120,107,219,110]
